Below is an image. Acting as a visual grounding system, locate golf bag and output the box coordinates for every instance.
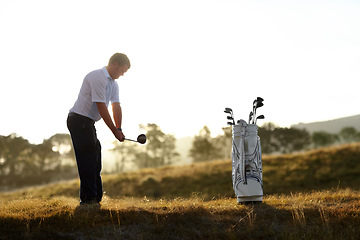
[232,119,263,203]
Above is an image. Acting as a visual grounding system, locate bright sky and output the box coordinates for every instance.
[1,0,359,145]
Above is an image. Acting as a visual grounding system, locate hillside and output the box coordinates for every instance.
[2,143,360,201]
[291,114,360,133]
[174,114,360,167]
[1,143,360,240]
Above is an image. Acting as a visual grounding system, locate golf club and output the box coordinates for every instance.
[227,116,235,125]
[224,108,232,114]
[256,97,264,102]
[251,98,263,124]
[124,134,147,144]
[224,107,235,125]
[253,101,264,123]
[251,99,257,124]
[248,111,253,124]
[255,115,265,124]
[252,98,264,124]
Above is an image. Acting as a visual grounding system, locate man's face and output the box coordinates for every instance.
[113,64,129,79]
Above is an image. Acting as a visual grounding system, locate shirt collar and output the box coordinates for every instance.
[103,67,113,81]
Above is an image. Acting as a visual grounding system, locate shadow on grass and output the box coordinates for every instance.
[1,199,359,240]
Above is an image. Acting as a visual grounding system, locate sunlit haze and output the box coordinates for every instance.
[1,0,359,145]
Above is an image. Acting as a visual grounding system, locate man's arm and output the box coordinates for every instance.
[96,102,125,141]
[112,102,122,129]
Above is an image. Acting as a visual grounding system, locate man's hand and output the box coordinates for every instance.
[114,129,125,142]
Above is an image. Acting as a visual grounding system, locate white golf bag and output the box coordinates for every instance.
[232,119,263,203]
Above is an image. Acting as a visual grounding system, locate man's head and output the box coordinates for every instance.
[107,53,131,79]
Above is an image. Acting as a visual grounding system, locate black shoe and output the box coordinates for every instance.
[80,200,101,206]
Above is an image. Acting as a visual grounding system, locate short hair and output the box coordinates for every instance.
[108,53,131,68]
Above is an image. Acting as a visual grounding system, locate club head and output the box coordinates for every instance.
[256,102,264,108]
[255,114,265,124]
[224,108,232,114]
[227,116,235,125]
[137,134,147,144]
[253,97,264,108]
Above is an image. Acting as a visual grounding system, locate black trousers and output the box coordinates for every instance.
[67,113,103,203]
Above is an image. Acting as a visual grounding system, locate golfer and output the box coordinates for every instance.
[67,53,130,205]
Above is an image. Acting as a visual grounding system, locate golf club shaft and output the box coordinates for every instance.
[252,99,257,124]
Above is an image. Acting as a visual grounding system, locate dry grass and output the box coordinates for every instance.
[1,189,359,240]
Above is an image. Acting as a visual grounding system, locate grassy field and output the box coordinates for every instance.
[1,143,360,239]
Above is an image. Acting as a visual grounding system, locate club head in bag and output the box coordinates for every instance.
[224,108,232,114]
[227,116,235,125]
[256,101,264,108]
[255,115,265,124]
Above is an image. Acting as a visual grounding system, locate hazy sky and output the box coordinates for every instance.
[1,0,359,145]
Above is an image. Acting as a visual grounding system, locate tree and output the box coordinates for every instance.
[144,123,165,167]
[339,127,360,143]
[273,127,311,153]
[258,123,311,154]
[49,134,75,159]
[258,122,278,154]
[31,139,60,175]
[0,133,78,189]
[111,141,140,172]
[161,134,180,166]
[0,133,32,177]
[138,123,179,168]
[189,126,221,162]
[212,126,232,160]
[312,131,338,148]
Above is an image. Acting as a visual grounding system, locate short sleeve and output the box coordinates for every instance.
[89,74,106,103]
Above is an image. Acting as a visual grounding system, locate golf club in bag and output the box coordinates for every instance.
[225,97,264,203]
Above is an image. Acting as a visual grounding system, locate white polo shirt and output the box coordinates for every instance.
[70,67,120,121]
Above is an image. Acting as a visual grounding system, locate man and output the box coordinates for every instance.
[67,53,130,205]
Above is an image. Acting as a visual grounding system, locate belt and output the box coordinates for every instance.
[68,112,95,124]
